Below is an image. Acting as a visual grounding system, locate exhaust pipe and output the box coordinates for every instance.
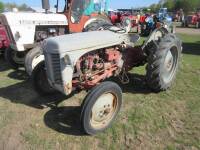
[42,0,50,13]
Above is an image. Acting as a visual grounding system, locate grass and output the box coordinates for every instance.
[0,33,199,150]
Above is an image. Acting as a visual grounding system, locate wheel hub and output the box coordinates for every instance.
[163,48,178,83]
[90,93,117,129]
[164,50,174,72]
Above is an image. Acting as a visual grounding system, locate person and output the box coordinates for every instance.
[180,9,184,22]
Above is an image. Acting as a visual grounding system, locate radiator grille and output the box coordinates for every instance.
[51,53,62,84]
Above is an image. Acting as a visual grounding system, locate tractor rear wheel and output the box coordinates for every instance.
[146,33,182,92]
[83,20,112,31]
[4,47,25,69]
[81,81,122,135]
[31,61,56,95]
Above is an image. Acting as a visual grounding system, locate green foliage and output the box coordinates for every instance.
[163,0,174,11]
[149,4,160,13]
[0,1,4,12]
[149,0,200,13]
[4,3,18,11]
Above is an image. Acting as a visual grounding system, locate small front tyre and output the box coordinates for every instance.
[25,46,44,76]
[81,81,122,135]
[31,61,56,95]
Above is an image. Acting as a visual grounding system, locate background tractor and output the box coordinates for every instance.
[109,9,141,33]
[32,26,182,135]
[156,8,174,33]
[139,14,156,36]
[0,0,111,72]
[183,8,200,28]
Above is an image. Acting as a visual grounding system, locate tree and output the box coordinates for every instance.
[4,3,18,11]
[148,0,200,14]
[149,4,160,13]
[0,1,4,12]
[163,0,174,11]
[18,4,34,11]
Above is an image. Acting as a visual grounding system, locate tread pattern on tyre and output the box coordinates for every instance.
[83,20,112,32]
[146,33,182,92]
[25,46,42,76]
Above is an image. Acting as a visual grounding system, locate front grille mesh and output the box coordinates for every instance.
[51,53,62,84]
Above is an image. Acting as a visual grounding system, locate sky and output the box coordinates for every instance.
[2,0,160,9]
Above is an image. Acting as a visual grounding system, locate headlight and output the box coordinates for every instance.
[63,55,71,66]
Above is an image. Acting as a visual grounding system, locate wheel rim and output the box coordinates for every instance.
[90,92,118,129]
[11,50,24,65]
[163,47,178,83]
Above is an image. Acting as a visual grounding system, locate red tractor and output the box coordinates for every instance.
[109,10,121,24]
[109,9,141,33]
[183,8,200,28]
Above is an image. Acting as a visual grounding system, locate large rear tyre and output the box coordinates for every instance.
[4,47,24,69]
[31,61,56,96]
[81,81,122,135]
[83,20,112,31]
[146,33,182,92]
[25,46,44,76]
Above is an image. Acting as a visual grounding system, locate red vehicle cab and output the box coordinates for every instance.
[0,24,10,51]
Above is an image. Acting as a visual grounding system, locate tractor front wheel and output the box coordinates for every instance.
[4,47,25,69]
[25,46,44,76]
[146,33,182,92]
[31,61,56,95]
[81,81,122,135]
